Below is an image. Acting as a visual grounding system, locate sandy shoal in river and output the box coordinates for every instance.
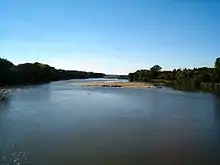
[81,81,158,88]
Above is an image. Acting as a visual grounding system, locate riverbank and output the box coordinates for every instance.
[81,81,159,88]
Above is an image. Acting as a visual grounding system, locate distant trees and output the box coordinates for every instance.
[215,58,220,81]
[0,58,105,86]
[129,65,162,82]
[0,58,15,85]
[14,63,57,84]
[128,58,220,92]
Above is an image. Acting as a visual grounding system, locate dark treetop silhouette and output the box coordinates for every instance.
[0,58,105,86]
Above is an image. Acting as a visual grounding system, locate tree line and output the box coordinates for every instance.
[0,58,105,86]
[129,58,220,92]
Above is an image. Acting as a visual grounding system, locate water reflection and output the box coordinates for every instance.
[0,80,220,165]
[0,144,29,165]
[214,96,220,119]
[0,93,10,112]
[214,96,220,153]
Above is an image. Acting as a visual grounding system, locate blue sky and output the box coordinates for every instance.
[0,0,219,74]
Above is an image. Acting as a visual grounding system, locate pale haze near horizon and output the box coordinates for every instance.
[0,0,219,74]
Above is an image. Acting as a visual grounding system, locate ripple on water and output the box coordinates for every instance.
[0,144,29,165]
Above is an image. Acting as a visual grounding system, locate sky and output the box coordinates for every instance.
[0,0,220,74]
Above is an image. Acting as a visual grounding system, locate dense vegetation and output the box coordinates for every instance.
[0,58,105,86]
[129,58,220,92]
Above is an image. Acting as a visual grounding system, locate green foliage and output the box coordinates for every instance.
[129,65,162,82]
[215,58,220,82]
[129,70,153,82]
[150,65,162,72]
[0,58,15,85]
[128,58,220,92]
[215,58,220,69]
[0,58,105,86]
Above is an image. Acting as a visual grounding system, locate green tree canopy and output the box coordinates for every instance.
[215,58,220,69]
[215,58,220,81]
[0,57,105,86]
[150,65,162,72]
[128,58,220,92]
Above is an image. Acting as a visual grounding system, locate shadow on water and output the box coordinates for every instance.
[171,84,220,96]
[214,94,220,122]
[0,93,10,112]
[214,96,220,148]
[171,85,202,93]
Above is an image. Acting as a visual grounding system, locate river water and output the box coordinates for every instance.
[0,79,220,165]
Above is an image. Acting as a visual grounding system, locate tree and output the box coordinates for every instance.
[150,65,162,79]
[0,57,105,86]
[0,58,15,85]
[215,58,220,69]
[215,58,220,82]
[128,73,134,82]
[150,65,162,72]
[128,57,220,92]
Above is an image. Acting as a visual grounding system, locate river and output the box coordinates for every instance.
[0,79,220,165]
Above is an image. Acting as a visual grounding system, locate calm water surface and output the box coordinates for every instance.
[0,79,220,165]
